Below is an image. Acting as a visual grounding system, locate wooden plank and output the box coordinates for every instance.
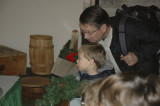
[69,30,78,50]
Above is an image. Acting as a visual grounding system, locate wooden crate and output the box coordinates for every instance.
[0,45,27,75]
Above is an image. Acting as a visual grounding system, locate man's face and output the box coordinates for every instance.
[80,24,103,43]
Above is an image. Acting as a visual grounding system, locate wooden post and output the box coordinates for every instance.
[69,30,79,50]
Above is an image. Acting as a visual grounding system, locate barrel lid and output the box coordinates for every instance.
[20,76,50,87]
[30,35,52,40]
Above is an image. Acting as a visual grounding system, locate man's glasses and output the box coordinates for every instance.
[81,25,102,35]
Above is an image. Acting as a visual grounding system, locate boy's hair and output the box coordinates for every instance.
[82,72,160,106]
[79,43,106,69]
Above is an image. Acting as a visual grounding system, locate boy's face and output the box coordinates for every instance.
[77,51,91,72]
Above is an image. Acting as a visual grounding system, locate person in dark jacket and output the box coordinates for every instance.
[79,6,160,75]
[76,43,115,83]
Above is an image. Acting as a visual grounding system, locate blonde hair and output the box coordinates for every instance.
[79,43,106,69]
[82,73,160,106]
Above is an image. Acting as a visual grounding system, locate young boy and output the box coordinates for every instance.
[76,43,115,83]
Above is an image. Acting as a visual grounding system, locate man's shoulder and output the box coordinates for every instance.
[110,15,144,27]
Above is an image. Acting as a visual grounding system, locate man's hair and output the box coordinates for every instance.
[79,43,106,69]
[80,6,111,28]
[82,73,160,106]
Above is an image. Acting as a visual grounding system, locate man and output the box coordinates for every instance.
[79,6,160,75]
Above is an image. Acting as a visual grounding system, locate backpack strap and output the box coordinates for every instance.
[117,4,160,56]
[119,15,128,55]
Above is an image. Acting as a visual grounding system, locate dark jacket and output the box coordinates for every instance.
[110,16,160,75]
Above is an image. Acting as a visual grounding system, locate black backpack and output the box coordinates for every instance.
[116,4,160,55]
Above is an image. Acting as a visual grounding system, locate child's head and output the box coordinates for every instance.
[82,73,160,106]
[77,43,106,71]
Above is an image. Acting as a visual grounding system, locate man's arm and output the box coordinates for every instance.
[124,19,160,66]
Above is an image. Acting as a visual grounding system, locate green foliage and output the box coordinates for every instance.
[35,75,86,106]
[59,40,78,63]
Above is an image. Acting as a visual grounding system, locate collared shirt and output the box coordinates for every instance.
[79,68,115,83]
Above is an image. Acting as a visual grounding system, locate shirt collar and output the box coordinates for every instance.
[101,28,113,47]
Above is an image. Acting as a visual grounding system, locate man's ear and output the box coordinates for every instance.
[100,24,107,33]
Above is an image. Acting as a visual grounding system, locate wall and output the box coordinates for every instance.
[0,0,159,68]
[99,0,160,16]
[0,0,83,67]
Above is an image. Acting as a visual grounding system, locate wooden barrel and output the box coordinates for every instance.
[20,76,50,100]
[29,35,54,75]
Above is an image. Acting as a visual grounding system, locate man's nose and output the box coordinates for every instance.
[84,33,90,39]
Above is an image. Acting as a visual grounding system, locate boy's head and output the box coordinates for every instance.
[77,43,106,71]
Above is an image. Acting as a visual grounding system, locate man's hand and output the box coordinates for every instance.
[120,52,138,66]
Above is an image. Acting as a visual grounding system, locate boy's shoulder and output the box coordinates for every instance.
[98,60,114,73]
